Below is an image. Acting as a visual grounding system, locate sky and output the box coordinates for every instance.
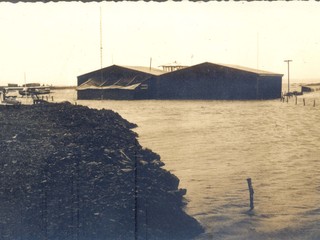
[1,1,320,86]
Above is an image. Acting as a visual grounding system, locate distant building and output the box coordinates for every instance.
[8,83,19,88]
[22,83,41,87]
[301,83,320,93]
[77,62,283,100]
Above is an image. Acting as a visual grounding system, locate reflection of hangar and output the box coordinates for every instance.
[77,62,283,100]
[77,65,165,100]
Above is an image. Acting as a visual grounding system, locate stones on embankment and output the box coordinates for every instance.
[0,103,203,240]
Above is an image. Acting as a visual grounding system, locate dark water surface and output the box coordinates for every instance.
[55,89,320,239]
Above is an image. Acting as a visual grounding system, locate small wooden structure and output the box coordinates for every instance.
[159,61,188,72]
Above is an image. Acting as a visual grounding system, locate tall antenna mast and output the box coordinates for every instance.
[100,6,103,70]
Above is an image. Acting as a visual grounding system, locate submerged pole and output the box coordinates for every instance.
[247,178,254,210]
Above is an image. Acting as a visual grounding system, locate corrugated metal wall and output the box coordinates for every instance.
[156,63,266,100]
[257,76,282,99]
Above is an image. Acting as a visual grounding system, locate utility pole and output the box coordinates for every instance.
[284,60,292,94]
[99,5,104,100]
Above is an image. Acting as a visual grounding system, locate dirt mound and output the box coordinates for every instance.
[0,103,203,240]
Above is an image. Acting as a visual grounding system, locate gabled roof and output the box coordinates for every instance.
[161,62,283,77]
[78,65,166,79]
[121,66,166,76]
[220,63,283,76]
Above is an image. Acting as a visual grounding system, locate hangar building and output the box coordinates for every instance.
[77,62,283,100]
[77,65,165,100]
[156,62,283,100]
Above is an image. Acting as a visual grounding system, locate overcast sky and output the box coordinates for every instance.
[1,1,320,86]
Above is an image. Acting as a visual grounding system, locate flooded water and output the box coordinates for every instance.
[56,89,320,239]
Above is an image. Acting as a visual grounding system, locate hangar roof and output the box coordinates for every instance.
[78,65,166,79]
[220,63,283,76]
[158,62,283,77]
[121,66,166,76]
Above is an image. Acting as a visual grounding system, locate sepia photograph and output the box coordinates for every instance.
[0,1,320,239]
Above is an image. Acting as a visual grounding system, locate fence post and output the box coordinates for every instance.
[247,178,254,210]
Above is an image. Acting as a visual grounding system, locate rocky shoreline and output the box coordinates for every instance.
[0,103,203,240]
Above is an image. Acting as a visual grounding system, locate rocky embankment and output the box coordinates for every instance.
[0,103,203,240]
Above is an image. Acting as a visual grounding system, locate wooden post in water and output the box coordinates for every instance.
[51,96,54,102]
[295,95,297,105]
[303,98,305,106]
[247,178,254,210]
[313,99,316,107]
